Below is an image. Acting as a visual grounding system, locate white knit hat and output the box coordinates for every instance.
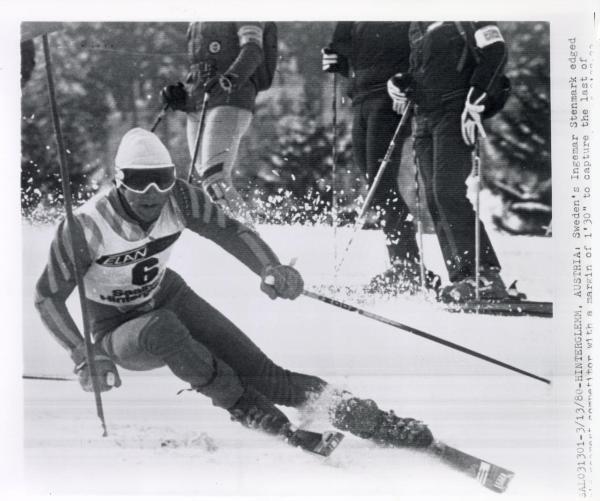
[115,127,174,169]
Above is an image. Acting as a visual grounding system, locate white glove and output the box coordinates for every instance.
[71,344,121,393]
[461,88,487,146]
[387,75,409,115]
[321,48,339,72]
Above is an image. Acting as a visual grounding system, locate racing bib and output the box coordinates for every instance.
[81,198,185,308]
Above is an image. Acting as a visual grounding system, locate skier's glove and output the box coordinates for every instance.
[204,73,239,95]
[160,82,188,111]
[260,264,304,300]
[461,87,488,146]
[71,344,121,393]
[387,73,412,115]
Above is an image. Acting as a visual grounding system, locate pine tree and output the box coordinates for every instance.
[487,22,551,189]
[21,22,189,220]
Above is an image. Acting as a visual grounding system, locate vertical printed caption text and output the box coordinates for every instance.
[569,36,593,499]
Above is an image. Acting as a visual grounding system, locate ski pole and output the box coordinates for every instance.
[188,91,210,183]
[335,102,413,274]
[23,374,75,382]
[331,73,339,274]
[301,289,550,385]
[23,373,117,385]
[42,33,109,437]
[413,151,426,292]
[150,104,169,133]
[472,133,481,301]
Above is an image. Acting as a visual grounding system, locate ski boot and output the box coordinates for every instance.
[228,387,291,436]
[440,267,509,303]
[330,394,433,448]
[366,260,441,296]
[229,387,345,456]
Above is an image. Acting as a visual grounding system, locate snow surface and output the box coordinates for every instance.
[21,221,571,500]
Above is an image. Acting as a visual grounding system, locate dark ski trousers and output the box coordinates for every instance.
[413,101,501,282]
[352,92,420,265]
[97,269,326,410]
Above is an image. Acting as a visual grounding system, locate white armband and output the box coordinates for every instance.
[238,25,263,47]
[474,25,504,48]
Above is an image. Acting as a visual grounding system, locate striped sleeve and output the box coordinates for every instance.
[34,215,95,355]
[172,180,280,274]
[236,22,264,48]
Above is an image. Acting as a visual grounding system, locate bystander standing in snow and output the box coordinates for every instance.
[161,22,277,219]
[322,22,440,295]
[388,22,510,302]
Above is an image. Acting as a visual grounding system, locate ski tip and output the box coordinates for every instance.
[429,441,515,494]
[486,467,515,493]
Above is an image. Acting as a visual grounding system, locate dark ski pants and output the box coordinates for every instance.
[352,92,420,265]
[413,103,501,282]
[97,269,326,410]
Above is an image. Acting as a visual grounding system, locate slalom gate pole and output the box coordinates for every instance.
[472,133,481,301]
[187,91,210,183]
[335,102,413,274]
[42,34,109,436]
[331,74,339,275]
[301,289,551,385]
[150,104,169,132]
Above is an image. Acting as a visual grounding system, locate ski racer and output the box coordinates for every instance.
[34,128,433,449]
[161,22,276,219]
[387,22,510,302]
[322,22,440,294]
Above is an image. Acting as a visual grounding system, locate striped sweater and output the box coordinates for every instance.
[35,179,280,354]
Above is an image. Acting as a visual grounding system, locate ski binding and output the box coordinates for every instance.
[288,429,345,457]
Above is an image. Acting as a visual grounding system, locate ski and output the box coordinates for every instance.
[310,283,552,318]
[445,299,552,318]
[429,441,514,493]
[287,428,345,457]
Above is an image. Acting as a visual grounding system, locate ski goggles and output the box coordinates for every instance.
[116,166,176,194]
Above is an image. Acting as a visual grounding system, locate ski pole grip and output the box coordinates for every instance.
[264,257,297,287]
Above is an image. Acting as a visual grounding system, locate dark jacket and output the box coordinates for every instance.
[408,21,507,111]
[186,22,265,111]
[330,22,411,104]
